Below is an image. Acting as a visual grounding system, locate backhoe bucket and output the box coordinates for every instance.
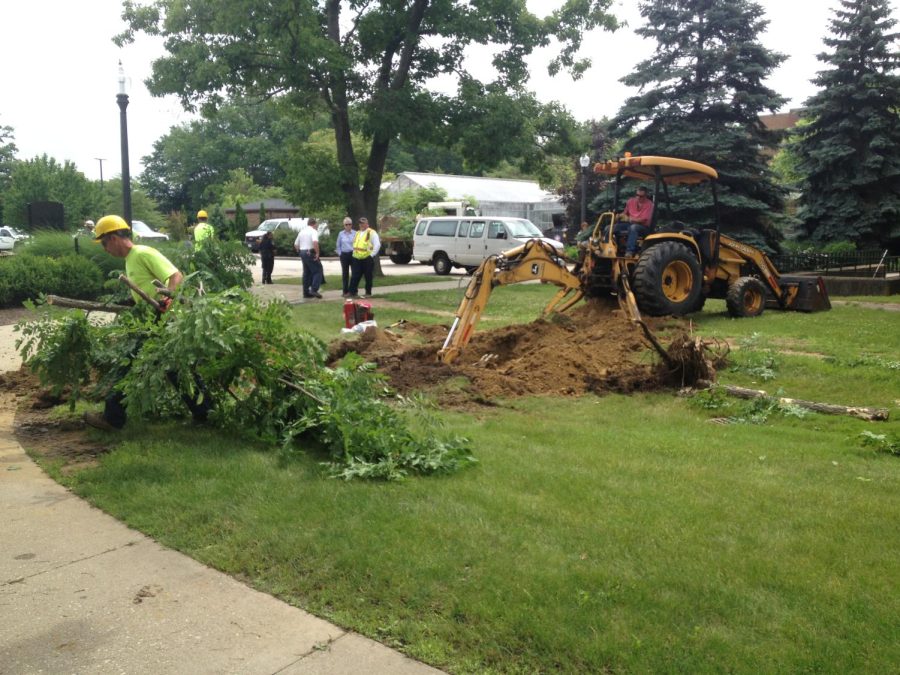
[770,275,832,312]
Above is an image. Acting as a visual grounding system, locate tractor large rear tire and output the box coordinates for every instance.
[726,276,767,317]
[632,242,702,316]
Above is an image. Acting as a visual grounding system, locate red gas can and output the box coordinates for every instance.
[344,300,374,328]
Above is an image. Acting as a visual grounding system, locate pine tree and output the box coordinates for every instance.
[793,0,900,250]
[610,0,787,250]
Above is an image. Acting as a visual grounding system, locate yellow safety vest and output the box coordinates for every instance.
[352,229,373,259]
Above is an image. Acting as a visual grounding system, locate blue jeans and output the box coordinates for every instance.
[613,221,651,255]
[299,250,323,295]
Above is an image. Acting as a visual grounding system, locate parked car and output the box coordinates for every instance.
[0,226,30,242]
[245,218,330,252]
[412,216,565,274]
[0,231,14,252]
[131,220,169,241]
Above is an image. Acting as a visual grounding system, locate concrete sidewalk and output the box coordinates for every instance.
[250,278,468,305]
[0,323,443,674]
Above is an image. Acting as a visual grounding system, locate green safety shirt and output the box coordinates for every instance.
[125,245,179,303]
[194,221,214,249]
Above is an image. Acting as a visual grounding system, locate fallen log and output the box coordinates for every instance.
[46,296,130,313]
[714,384,889,421]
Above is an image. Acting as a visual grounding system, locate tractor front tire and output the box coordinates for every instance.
[726,276,767,317]
[632,242,702,316]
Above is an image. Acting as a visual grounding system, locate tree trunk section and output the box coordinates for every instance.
[719,384,889,421]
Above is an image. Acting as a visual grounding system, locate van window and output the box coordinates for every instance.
[415,219,429,236]
[487,221,507,240]
[469,221,485,238]
[457,220,470,237]
[426,220,459,237]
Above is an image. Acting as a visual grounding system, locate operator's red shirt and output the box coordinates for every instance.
[623,196,654,226]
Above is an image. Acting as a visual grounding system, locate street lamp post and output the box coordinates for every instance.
[579,153,590,226]
[94,158,106,191]
[116,61,132,226]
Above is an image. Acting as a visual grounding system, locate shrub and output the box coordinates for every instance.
[273,229,296,256]
[0,254,104,307]
[54,256,105,299]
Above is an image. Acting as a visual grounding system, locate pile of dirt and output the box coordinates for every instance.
[328,299,693,404]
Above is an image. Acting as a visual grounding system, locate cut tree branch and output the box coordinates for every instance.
[703,384,890,421]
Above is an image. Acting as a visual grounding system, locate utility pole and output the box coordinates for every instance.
[94,158,106,191]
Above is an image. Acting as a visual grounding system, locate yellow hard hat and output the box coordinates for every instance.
[93,215,130,241]
[197,209,208,220]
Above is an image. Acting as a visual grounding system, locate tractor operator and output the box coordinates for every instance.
[614,186,654,257]
[193,209,214,249]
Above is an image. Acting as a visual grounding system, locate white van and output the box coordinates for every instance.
[413,216,564,274]
[245,218,329,252]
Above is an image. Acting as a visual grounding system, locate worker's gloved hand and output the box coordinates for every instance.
[158,297,173,313]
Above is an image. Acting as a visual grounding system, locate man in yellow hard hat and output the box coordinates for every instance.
[84,215,211,431]
[193,209,214,250]
[93,214,183,303]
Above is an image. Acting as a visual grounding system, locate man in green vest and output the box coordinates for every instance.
[193,209,214,250]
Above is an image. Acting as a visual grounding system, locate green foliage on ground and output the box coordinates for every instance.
[18,289,473,480]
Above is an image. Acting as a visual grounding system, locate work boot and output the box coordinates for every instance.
[83,412,120,432]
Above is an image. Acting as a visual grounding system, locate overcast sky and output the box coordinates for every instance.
[1,0,897,182]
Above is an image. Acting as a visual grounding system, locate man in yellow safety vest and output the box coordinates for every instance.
[347,217,381,298]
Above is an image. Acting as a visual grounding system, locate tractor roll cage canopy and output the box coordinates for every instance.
[593,155,718,185]
[593,155,721,238]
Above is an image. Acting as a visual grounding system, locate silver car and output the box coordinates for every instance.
[131,220,169,241]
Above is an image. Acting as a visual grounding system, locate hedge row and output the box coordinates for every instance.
[0,254,105,308]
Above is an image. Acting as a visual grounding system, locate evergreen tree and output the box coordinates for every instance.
[233,203,248,242]
[610,0,787,250]
[258,202,267,223]
[793,0,900,250]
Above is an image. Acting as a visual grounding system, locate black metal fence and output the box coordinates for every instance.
[772,250,899,277]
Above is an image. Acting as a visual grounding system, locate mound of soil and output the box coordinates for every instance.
[329,299,690,404]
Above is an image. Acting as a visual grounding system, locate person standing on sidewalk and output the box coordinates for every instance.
[336,217,355,297]
[348,217,380,298]
[258,230,275,284]
[294,218,323,299]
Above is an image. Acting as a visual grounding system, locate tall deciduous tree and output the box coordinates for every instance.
[140,99,310,214]
[610,0,787,249]
[4,156,103,230]
[118,0,618,224]
[792,0,900,250]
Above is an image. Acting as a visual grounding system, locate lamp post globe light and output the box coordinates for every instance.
[116,60,132,226]
[579,153,590,226]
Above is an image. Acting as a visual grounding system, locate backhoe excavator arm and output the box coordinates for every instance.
[438,240,584,364]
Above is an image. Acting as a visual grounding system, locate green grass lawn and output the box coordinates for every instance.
[36,288,900,673]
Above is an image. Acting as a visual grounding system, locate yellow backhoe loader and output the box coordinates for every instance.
[438,155,830,364]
